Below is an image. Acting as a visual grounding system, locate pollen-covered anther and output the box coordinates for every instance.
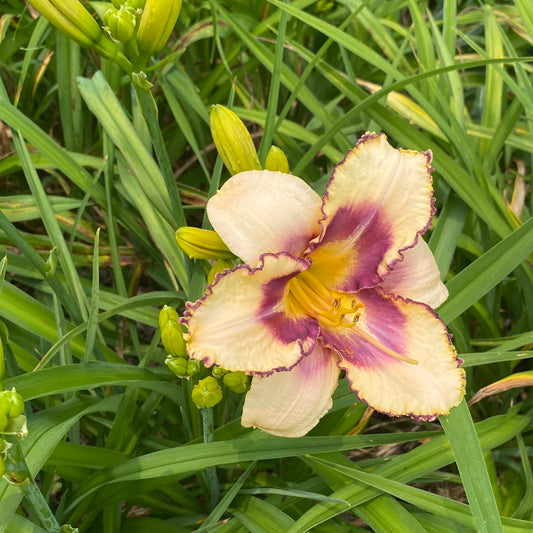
[287,271,364,328]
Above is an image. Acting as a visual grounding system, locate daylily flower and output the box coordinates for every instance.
[182,133,466,438]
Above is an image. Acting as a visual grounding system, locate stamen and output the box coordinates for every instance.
[286,270,417,365]
[287,271,363,328]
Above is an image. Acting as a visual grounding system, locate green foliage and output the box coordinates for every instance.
[0,0,531,531]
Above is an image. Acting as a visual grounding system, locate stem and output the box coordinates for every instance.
[4,438,61,532]
[134,85,186,228]
[201,407,220,509]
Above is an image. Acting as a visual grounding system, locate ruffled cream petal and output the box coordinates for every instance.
[182,253,319,374]
[380,239,448,308]
[241,343,340,437]
[207,170,322,265]
[321,288,465,420]
[308,133,434,292]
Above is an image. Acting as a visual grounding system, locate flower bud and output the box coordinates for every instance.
[210,105,261,175]
[265,145,290,173]
[165,355,188,378]
[211,366,229,379]
[191,377,223,408]
[158,305,186,358]
[223,371,249,394]
[0,389,24,419]
[176,227,233,260]
[207,259,235,285]
[136,0,182,57]
[186,359,201,377]
[104,6,136,44]
[28,0,132,71]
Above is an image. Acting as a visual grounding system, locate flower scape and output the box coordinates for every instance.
[181,133,466,438]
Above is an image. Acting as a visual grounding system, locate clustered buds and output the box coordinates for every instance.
[0,388,27,478]
[29,0,182,75]
[158,306,249,409]
[28,0,131,71]
[104,5,137,45]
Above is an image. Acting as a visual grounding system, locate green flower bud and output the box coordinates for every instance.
[210,105,261,176]
[265,145,290,173]
[136,0,182,57]
[0,389,24,419]
[0,438,6,454]
[28,0,131,70]
[104,6,136,44]
[176,227,233,260]
[191,377,223,408]
[223,371,249,394]
[158,305,186,358]
[207,259,234,285]
[186,359,201,377]
[165,355,188,378]
[211,366,229,378]
[44,247,57,278]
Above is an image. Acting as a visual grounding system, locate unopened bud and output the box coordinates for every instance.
[207,259,234,285]
[104,6,136,44]
[210,105,261,175]
[0,411,7,433]
[223,371,249,394]
[191,376,223,408]
[265,145,290,173]
[186,359,201,377]
[136,0,182,57]
[211,366,229,379]
[165,355,188,378]
[176,227,233,260]
[0,389,24,419]
[158,306,186,358]
[29,0,129,66]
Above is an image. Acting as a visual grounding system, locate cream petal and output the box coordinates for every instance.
[308,133,434,292]
[207,170,322,265]
[380,239,448,308]
[241,343,340,437]
[321,288,465,420]
[182,253,320,374]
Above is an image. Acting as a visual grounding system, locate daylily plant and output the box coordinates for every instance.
[182,133,465,437]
